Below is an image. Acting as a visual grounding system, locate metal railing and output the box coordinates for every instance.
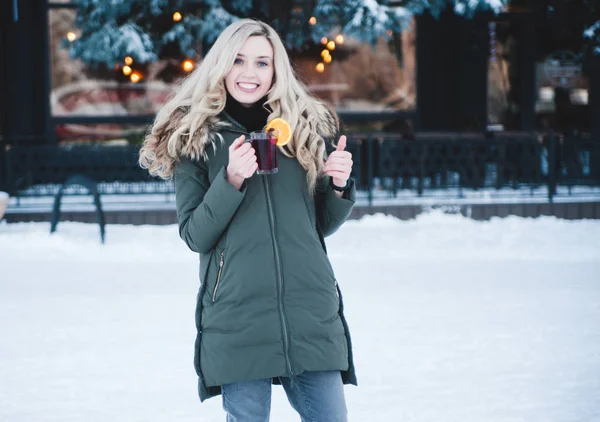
[3,131,600,206]
[347,131,600,202]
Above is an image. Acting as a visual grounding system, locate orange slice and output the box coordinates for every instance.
[265,118,292,146]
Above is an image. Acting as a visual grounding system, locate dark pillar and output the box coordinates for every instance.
[590,54,600,180]
[416,9,459,131]
[0,1,8,191]
[416,9,489,131]
[456,15,489,131]
[3,0,53,148]
[519,13,536,131]
[592,55,600,142]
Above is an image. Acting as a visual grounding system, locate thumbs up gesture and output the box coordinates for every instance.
[323,135,353,189]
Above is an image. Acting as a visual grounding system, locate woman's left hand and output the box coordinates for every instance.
[324,135,353,189]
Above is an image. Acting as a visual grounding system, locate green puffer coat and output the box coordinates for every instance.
[174,112,357,402]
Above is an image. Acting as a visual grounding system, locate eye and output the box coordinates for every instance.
[257,61,268,67]
[234,58,243,65]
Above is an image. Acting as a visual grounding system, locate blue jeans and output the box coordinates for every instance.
[221,370,347,422]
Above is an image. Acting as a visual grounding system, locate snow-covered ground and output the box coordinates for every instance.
[1,211,599,422]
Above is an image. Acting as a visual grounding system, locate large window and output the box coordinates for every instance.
[49,6,172,120]
[49,5,416,137]
[487,14,591,134]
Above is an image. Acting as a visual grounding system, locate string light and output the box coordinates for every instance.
[66,32,76,42]
[335,35,344,44]
[182,59,195,72]
[122,65,132,76]
[327,41,336,50]
[309,17,317,25]
[321,37,328,45]
[316,63,325,73]
[130,72,142,83]
[324,55,332,64]
[173,12,182,22]
[124,56,133,65]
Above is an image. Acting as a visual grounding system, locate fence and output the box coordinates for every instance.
[3,131,600,206]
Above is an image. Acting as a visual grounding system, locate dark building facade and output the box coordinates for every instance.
[1,0,599,195]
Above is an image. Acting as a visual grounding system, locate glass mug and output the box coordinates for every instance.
[247,129,279,175]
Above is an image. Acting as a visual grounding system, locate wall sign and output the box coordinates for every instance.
[543,50,582,89]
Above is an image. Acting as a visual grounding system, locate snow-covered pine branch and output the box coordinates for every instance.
[200,4,240,43]
[584,20,600,55]
[312,0,411,45]
[402,0,506,19]
[69,22,157,68]
[454,0,507,17]
[160,16,204,59]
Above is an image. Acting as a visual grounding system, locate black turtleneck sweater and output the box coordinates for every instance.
[224,93,271,133]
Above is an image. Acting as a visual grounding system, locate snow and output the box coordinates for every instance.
[200,6,239,44]
[1,211,600,421]
[114,23,158,63]
[342,0,411,42]
[584,21,600,39]
[73,22,157,67]
[454,0,506,15]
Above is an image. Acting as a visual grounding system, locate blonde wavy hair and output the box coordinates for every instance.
[139,18,339,194]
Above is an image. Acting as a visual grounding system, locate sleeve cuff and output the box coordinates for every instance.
[325,178,356,209]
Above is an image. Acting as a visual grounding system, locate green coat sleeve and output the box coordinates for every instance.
[174,158,246,254]
[316,176,356,237]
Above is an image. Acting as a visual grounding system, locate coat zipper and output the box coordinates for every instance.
[263,176,293,376]
[212,250,225,303]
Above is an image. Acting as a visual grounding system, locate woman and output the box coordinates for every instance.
[139,19,356,421]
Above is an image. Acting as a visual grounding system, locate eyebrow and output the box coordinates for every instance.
[236,53,273,60]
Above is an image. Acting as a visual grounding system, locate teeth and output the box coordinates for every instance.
[239,83,258,89]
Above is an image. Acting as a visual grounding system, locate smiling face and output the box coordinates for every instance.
[224,35,275,107]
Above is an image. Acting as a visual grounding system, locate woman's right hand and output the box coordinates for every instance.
[226,135,258,190]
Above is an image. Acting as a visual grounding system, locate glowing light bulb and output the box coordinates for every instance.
[66,32,76,42]
[124,56,133,65]
[309,17,317,25]
[335,34,344,44]
[321,49,330,59]
[324,55,332,64]
[173,12,182,22]
[321,37,328,45]
[130,72,142,83]
[182,59,194,72]
[122,65,132,76]
[316,63,325,73]
[327,41,336,50]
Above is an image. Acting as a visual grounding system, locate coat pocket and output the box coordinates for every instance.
[211,249,225,303]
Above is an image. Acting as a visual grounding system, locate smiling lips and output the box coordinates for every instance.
[237,82,259,93]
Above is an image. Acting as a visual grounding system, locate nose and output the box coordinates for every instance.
[240,62,256,78]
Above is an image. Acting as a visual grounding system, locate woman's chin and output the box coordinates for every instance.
[232,90,265,105]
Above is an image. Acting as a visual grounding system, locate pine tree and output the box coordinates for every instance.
[67,0,511,79]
